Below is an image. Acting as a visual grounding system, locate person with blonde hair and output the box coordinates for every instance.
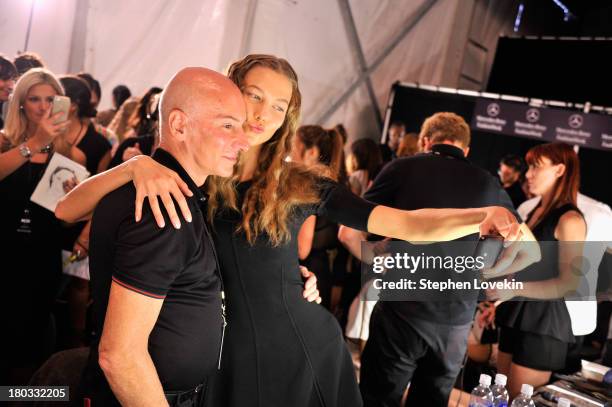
[57,56,523,406]
[0,68,70,384]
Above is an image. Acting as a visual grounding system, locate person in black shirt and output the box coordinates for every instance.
[76,67,250,406]
[339,112,538,407]
[0,54,18,130]
[499,154,527,208]
[379,121,405,163]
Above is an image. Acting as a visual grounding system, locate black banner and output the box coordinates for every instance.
[471,98,612,152]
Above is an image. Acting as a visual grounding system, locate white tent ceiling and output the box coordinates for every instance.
[1,0,518,142]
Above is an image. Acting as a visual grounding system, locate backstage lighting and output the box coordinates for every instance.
[551,0,575,22]
[514,3,525,33]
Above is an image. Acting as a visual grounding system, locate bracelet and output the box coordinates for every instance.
[18,143,32,159]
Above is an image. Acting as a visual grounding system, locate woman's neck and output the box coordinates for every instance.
[66,116,85,145]
[240,144,261,182]
[540,190,554,209]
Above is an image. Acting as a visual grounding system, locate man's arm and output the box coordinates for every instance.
[98,282,168,407]
[338,226,369,261]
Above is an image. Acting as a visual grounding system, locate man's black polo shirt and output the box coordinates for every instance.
[364,144,518,326]
[83,148,223,401]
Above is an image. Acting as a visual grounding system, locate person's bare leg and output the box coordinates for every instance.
[507,362,551,398]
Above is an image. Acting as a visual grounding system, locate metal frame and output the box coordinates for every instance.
[315,0,439,126]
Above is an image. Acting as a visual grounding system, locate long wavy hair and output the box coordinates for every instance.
[3,68,71,155]
[525,142,580,225]
[207,54,325,246]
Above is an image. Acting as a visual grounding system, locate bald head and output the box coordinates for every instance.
[157,67,249,184]
[160,67,244,138]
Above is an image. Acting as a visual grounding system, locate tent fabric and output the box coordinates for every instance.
[1,0,516,143]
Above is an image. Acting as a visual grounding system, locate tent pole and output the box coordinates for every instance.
[337,0,383,129]
[67,0,90,73]
[316,0,438,125]
[239,0,259,58]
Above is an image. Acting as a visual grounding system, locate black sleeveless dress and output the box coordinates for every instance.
[496,203,583,343]
[0,159,63,368]
[205,180,375,407]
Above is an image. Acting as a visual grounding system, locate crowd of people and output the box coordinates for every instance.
[0,50,610,407]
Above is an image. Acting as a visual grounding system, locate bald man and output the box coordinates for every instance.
[80,68,249,406]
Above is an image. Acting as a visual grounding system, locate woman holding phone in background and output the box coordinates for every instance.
[0,68,71,384]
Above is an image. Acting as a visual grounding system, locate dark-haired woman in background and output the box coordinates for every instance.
[123,86,162,140]
[494,143,586,397]
[108,92,160,168]
[59,75,111,347]
[96,85,131,128]
[291,125,346,310]
[346,137,383,197]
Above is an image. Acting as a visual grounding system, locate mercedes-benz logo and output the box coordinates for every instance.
[526,108,540,123]
[487,103,500,117]
[568,114,583,129]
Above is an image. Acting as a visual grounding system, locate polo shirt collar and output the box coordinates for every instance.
[152,148,207,202]
[430,144,468,162]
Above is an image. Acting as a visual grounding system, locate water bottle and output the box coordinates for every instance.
[469,374,494,407]
[510,384,535,407]
[491,373,509,407]
[557,398,571,407]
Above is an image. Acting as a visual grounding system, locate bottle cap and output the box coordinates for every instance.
[495,373,507,386]
[479,374,492,386]
[557,398,571,407]
[521,384,533,397]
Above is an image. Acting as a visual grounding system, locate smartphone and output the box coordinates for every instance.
[51,95,71,123]
[473,235,504,269]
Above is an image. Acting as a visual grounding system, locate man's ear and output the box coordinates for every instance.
[168,109,187,141]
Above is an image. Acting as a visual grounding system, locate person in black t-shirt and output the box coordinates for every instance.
[498,154,527,209]
[339,112,539,407]
[76,67,250,406]
[0,54,18,130]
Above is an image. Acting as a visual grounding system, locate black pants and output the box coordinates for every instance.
[360,303,469,407]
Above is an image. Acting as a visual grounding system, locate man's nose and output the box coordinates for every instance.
[235,129,250,152]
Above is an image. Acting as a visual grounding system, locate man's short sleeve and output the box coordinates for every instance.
[112,210,194,299]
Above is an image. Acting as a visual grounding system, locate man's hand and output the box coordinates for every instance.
[481,223,541,280]
[479,206,522,242]
[300,266,321,304]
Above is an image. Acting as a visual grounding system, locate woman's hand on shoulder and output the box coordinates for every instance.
[127,155,194,228]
